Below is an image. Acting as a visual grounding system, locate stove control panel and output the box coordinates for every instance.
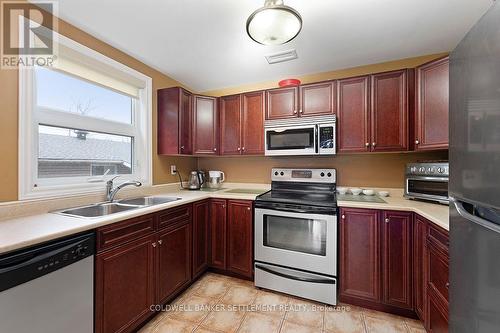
[272,168,336,183]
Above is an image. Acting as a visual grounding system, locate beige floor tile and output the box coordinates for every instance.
[237,312,282,333]
[193,278,232,299]
[200,304,246,333]
[364,315,409,333]
[404,318,425,330]
[285,298,325,329]
[195,328,223,333]
[170,294,217,324]
[362,307,407,322]
[324,306,365,333]
[154,317,198,333]
[280,321,321,333]
[221,285,258,306]
[252,290,290,317]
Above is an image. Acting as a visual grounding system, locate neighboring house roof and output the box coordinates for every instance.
[38,133,131,163]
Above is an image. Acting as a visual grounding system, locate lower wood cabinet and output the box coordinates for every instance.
[209,199,227,270]
[414,214,428,321]
[157,219,192,304]
[209,199,253,279]
[192,200,209,279]
[95,234,156,333]
[340,208,413,317]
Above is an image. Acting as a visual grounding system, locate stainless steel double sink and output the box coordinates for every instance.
[55,196,181,218]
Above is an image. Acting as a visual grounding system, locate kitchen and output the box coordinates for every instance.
[0,1,498,333]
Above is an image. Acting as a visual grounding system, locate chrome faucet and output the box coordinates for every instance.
[106,176,142,202]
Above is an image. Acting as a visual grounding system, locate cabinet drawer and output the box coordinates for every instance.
[428,223,449,251]
[427,242,449,302]
[158,204,192,229]
[97,214,156,251]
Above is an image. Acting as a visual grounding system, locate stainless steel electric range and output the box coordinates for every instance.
[254,168,338,305]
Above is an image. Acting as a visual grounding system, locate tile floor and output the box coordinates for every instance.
[139,273,426,333]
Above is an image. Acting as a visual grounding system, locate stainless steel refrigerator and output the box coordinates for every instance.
[449,1,500,332]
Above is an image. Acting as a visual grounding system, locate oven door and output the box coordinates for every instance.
[265,125,317,156]
[254,208,337,276]
[405,176,449,203]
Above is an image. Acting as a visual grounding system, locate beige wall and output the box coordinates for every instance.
[0,4,197,202]
[198,151,448,188]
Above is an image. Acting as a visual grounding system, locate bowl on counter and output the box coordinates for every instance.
[362,189,375,196]
[378,191,390,197]
[337,187,348,195]
[350,188,362,195]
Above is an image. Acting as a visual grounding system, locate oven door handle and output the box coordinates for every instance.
[255,264,335,284]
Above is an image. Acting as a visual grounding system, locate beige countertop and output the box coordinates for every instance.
[337,190,449,231]
[0,184,448,255]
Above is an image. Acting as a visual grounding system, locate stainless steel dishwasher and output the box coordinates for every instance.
[0,232,95,333]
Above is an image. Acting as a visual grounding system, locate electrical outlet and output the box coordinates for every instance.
[170,165,177,175]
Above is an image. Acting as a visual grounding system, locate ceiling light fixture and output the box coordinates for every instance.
[246,0,302,46]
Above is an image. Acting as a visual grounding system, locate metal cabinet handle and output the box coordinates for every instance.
[213,148,217,151]
[158,240,163,245]
[237,147,241,151]
[293,110,298,114]
[180,146,185,150]
[152,242,157,248]
[247,207,251,211]
[242,147,245,151]
[341,215,345,219]
[365,143,370,147]
[446,282,450,289]
[299,109,303,114]
[415,139,420,145]
[385,218,389,223]
[372,142,376,147]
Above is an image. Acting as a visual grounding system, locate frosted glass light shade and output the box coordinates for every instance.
[246,1,302,45]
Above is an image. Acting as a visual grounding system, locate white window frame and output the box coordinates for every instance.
[19,32,152,200]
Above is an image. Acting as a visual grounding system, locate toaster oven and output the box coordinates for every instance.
[404,162,449,205]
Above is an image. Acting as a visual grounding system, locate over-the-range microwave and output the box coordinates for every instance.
[264,115,336,156]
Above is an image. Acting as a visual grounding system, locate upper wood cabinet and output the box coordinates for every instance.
[193,95,218,155]
[381,210,413,310]
[339,207,381,303]
[220,95,242,155]
[299,81,336,117]
[220,91,265,155]
[371,70,409,152]
[415,57,449,151]
[192,200,209,279]
[266,87,299,120]
[337,76,371,153]
[338,71,411,153]
[157,87,193,155]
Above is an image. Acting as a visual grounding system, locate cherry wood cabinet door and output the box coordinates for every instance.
[227,200,253,278]
[414,215,428,321]
[95,235,156,333]
[427,291,449,333]
[209,199,227,270]
[179,89,193,155]
[158,87,192,155]
[157,220,192,304]
[193,95,218,155]
[381,210,413,310]
[299,81,336,117]
[371,70,409,152]
[266,87,299,120]
[220,95,242,155]
[339,208,381,303]
[337,76,370,153]
[242,91,265,155]
[415,57,449,150]
[192,200,209,279]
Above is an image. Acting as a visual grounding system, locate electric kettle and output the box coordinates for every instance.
[187,171,205,190]
[207,170,225,189]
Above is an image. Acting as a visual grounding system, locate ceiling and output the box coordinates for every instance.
[56,0,494,92]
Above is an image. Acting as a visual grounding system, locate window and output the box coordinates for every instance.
[19,31,152,199]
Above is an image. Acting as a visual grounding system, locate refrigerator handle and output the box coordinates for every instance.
[451,197,500,233]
